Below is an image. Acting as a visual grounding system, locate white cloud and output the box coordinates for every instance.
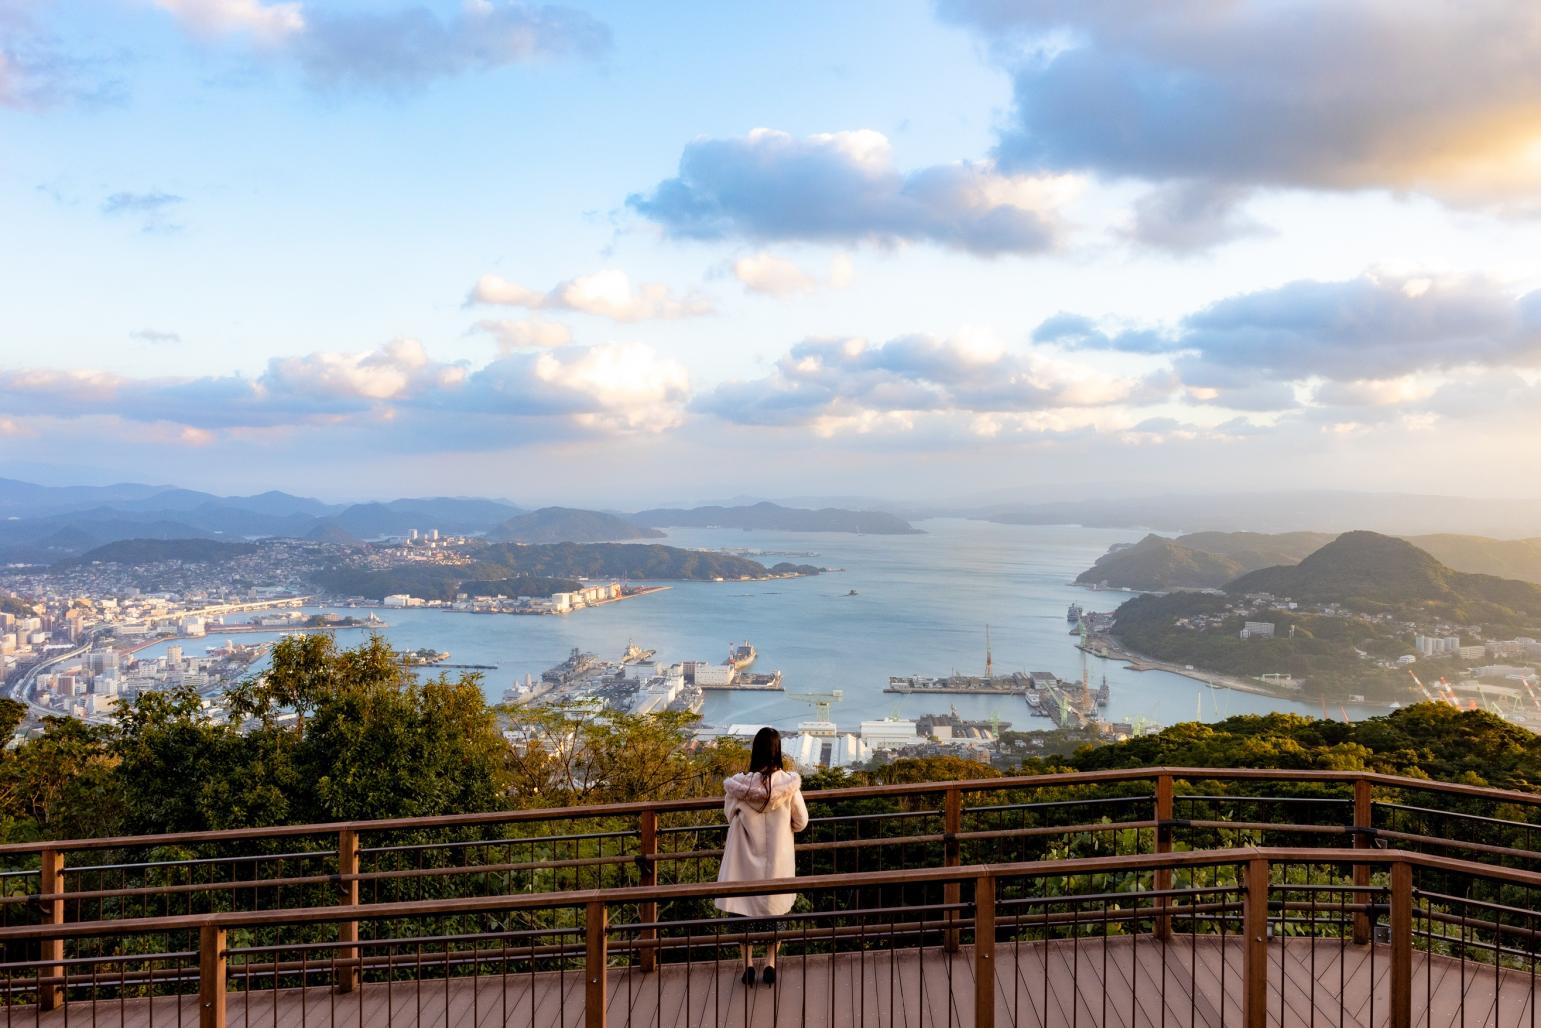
[469,269,713,322]
[629,128,1072,256]
[732,252,856,296]
[1047,272,1541,414]
[264,338,461,403]
[470,318,574,351]
[1311,377,1437,408]
[733,253,816,296]
[696,332,1160,431]
[0,338,689,445]
[535,343,690,433]
[829,253,854,288]
[153,0,305,42]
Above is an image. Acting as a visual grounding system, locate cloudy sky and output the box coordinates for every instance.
[4,0,1541,503]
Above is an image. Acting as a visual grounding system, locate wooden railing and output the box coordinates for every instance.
[0,845,1537,1027]
[3,766,1541,967]
[0,767,1538,1022]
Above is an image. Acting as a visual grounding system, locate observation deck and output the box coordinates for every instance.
[1,768,1538,1027]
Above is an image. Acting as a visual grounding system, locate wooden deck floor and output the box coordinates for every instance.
[28,938,1541,1028]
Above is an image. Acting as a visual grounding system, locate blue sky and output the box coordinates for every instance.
[3,0,1541,503]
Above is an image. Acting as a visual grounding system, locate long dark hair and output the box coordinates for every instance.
[748,727,783,811]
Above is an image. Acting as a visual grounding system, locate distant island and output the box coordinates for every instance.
[1078,530,1541,591]
[489,507,665,544]
[1100,532,1541,703]
[313,541,821,601]
[632,501,922,535]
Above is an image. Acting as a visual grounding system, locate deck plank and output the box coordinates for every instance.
[14,937,1538,1028]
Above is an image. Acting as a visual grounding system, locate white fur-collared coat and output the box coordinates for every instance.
[714,769,809,917]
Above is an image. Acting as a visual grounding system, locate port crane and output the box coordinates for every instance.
[787,690,844,735]
[1408,669,1459,708]
[1407,669,1440,705]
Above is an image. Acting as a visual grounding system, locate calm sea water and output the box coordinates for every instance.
[134,519,1337,733]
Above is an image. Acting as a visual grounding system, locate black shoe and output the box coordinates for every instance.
[741,966,756,986]
[761,966,776,987]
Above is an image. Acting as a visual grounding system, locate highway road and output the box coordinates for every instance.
[6,636,96,718]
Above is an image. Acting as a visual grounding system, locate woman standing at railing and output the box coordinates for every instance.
[715,726,809,986]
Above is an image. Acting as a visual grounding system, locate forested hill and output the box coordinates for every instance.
[313,541,801,600]
[632,501,922,534]
[1078,529,1541,590]
[475,541,782,579]
[1227,531,1541,621]
[1038,705,1541,792]
[1076,534,1255,590]
[70,538,260,565]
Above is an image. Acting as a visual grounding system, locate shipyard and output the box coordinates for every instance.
[882,622,1121,734]
[505,638,788,715]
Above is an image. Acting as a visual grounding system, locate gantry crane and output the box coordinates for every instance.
[787,690,844,735]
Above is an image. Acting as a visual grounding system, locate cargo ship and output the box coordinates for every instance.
[1067,603,1084,624]
[726,641,756,671]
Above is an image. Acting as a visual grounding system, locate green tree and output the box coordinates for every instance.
[111,686,248,833]
[0,716,122,839]
[503,702,741,806]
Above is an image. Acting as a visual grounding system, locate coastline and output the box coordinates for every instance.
[1081,632,1302,700]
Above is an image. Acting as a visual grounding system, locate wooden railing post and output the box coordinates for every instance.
[943,786,962,954]
[1352,778,1373,944]
[1390,860,1412,1028]
[38,848,63,1011]
[638,809,658,973]
[1154,773,1174,941]
[1243,856,1269,1028]
[336,828,361,992]
[199,924,226,1028]
[973,873,996,1028]
[585,901,607,1028]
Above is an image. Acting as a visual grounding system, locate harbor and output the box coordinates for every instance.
[504,639,789,716]
[882,620,1120,734]
[497,621,1132,768]
[108,523,1336,737]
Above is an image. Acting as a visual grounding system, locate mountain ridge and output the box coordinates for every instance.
[1226,531,1541,623]
[489,507,665,544]
[1078,530,1541,590]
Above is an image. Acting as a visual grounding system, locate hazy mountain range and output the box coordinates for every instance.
[0,479,923,560]
[6,476,1541,564]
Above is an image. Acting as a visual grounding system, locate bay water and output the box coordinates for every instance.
[134,519,1340,733]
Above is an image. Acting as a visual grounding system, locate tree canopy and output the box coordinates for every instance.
[0,632,1536,844]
